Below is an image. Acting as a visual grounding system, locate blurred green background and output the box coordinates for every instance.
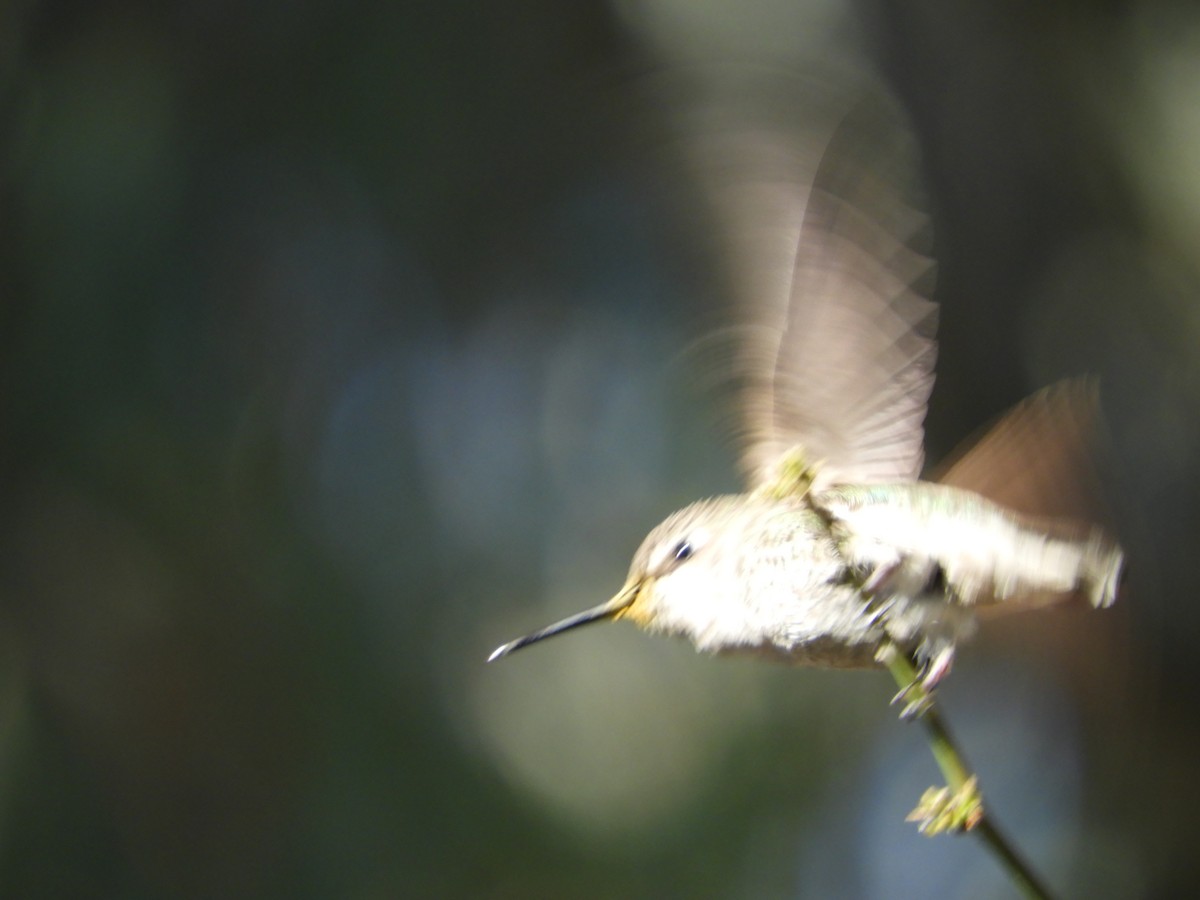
[3,1,1200,897]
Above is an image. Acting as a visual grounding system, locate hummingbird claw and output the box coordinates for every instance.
[917,645,955,692]
[861,562,901,596]
[892,683,934,720]
[888,643,955,718]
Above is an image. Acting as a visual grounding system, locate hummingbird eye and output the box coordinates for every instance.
[671,540,694,563]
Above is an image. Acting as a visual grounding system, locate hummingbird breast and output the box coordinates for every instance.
[640,495,892,668]
[738,500,895,667]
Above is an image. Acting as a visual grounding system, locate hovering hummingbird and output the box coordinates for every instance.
[487,80,1123,689]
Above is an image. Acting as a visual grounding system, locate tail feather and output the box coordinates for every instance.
[1082,530,1124,609]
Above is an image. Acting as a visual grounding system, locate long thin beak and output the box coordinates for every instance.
[487,582,640,662]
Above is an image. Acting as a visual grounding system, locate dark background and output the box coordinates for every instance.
[3,2,1199,897]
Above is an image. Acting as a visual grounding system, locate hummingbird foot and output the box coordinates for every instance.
[877,642,936,719]
[906,776,984,834]
[861,561,900,596]
[891,682,934,720]
[877,640,955,719]
[916,644,955,692]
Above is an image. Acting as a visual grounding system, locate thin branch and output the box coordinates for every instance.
[878,643,1056,900]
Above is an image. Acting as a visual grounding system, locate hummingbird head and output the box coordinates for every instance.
[488,496,786,661]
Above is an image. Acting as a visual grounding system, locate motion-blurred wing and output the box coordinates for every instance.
[686,80,937,492]
[935,378,1114,527]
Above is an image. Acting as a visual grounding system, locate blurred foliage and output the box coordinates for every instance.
[2,1,1200,897]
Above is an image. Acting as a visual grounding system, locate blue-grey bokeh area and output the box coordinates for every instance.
[3,2,1198,897]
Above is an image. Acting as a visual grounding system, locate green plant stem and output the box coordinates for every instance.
[880,644,1056,900]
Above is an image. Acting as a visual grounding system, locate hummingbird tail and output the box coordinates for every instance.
[1082,530,1124,609]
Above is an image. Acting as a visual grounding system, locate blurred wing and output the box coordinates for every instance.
[934,378,1115,527]
[685,81,937,491]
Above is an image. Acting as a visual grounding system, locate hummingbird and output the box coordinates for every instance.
[487,80,1124,689]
